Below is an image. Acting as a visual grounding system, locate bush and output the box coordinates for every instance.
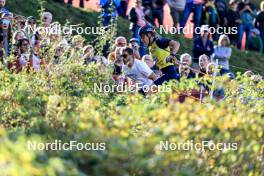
[0,60,264,175]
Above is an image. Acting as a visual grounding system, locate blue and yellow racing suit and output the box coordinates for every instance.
[149,37,180,85]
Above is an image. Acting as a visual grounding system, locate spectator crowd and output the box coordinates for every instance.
[98,0,264,53]
[0,0,263,100]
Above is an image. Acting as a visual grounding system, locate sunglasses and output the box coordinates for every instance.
[145,59,152,62]
[2,19,10,25]
[117,42,126,46]
[28,21,36,24]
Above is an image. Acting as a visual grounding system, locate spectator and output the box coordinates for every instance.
[13,38,29,72]
[215,0,228,27]
[108,37,127,82]
[117,0,128,18]
[82,45,97,65]
[0,16,12,56]
[3,12,13,25]
[227,0,241,45]
[53,43,66,64]
[213,34,232,72]
[167,0,186,28]
[192,25,214,68]
[0,0,9,14]
[100,0,120,27]
[142,0,153,23]
[0,34,4,64]
[108,36,127,63]
[180,53,192,66]
[180,0,203,36]
[206,62,216,75]
[198,54,211,77]
[128,38,141,59]
[179,62,195,79]
[142,54,160,77]
[152,0,166,26]
[237,0,257,50]
[248,28,263,53]
[122,47,156,90]
[25,16,36,46]
[255,1,264,53]
[12,31,26,45]
[42,12,53,28]
[206,62,228,76]
[26,16,36,29]
[180,53,195,78]
[113,46,124,77]
[204,0,219,40]
[31,28,44,56]
[69,35,84,61]
[13,15,26,31]
[142,54,154,68]
[128,0,147,56]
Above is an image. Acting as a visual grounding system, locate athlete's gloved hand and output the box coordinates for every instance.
[165,55,174,63]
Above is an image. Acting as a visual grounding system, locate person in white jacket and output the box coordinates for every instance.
[213,34,232,71]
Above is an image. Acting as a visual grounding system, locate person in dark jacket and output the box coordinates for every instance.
[192,25,214,67]
[152,0,166,26]
[100,0,120,27]
[215,0,228,26]
[203,0,219,40]
[237,0,257,50]
[129,0,147,56]
[117,0,128,18]
[248,28,263,53]
[180,0,203,36]
[255,1,264,53]
[142,0,153,23]
[227,0,241,45]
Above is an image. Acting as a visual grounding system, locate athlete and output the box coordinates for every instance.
[138,25,181,85]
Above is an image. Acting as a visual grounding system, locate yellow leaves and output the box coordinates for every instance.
[0,63,264,175]
[0,127,6,137]
[119,130,129,138]
[177,118,189,132]
[19,152,32,163]
[208,158,215,167]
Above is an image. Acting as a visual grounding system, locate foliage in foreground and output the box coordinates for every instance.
[0,61,264,176]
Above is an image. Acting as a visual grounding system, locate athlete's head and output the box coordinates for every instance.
[139,25,155,46]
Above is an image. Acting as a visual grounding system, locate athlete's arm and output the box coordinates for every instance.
[156,37,180,57]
